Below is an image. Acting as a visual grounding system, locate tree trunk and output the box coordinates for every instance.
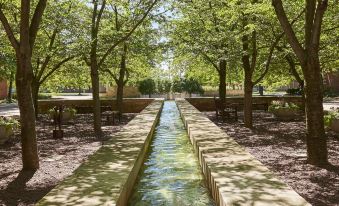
[7,71,14,103]
[218,59,226,105]
[286,54,305,110]
[303,59,328,165]
[31,80,40,118]
[116,45,127,116]
[16,55,39,170]
[90,62,102,137]
[272,0,329,165]
[116,82,124,114]
[244,73,253,128]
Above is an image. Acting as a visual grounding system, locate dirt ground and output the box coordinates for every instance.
[0,113,135,206]
[205,111,339,206]
[1,111,338,206]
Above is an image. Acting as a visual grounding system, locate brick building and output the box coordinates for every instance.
[324,72,339,92]
[0,80,7,100]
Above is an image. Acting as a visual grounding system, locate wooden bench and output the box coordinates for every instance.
[236,103,269,111]
[74,105,121,125]
[102,110,121,125]
[74,105,112,113]
[214,97,238,121]
[253,102,269,111]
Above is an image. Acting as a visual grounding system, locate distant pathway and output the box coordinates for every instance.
[0,103,20,117]
[324,98,339,110]
[1,96,339,117]
[0,95,92,117]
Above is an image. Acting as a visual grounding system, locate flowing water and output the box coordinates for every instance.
[129,101,215,206]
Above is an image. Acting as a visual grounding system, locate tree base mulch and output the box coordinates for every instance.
[0,113,136,206]
[205,111,339,206]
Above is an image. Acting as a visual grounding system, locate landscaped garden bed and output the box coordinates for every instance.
[0,113,135,206]
[324,108,339,133]
[0,117,18,144]
[205,111,339,206]
[268,100,303,121]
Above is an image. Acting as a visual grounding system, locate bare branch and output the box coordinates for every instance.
[29,0,48,49]
[98,0,159,68]
[40,55,76,84]
[95,0,106,32]
[311,0,328,50]
[0,6,19,50]
[103,69,118,82]
[253,32,284,85]
[272,0,305,62]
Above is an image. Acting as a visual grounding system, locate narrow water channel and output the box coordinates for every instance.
[129,101,215,206]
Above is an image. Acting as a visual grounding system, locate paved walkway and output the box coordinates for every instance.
[0,103,20,117]
[0,95,93,117]
[1,99,339,117]
[323,102,339,111]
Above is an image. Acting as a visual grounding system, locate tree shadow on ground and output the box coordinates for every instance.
[0,170,53,206]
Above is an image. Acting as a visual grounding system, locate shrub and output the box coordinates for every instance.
[156,80,172,94]
[138,78,156,97]
[286,88,303,95]
[323,88,339,97]
[0,116,19,130]
[182,78,204,96]
[324,107,339,128]
[171,78,204,96]
[38,93,52,99]
[268,100,300,112]
[172,79,183,93]
[48,107,77,116]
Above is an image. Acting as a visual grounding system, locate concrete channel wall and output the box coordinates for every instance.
[186,96,303,111]
[176,99,310,206]
[38,100,164,206]
[38,98,154,114]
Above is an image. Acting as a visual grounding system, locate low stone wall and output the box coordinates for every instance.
[176,99,310,206]
[38,98,154,114]
[106,86,140,98]
[186,96,304,111]
[37,100,164,206]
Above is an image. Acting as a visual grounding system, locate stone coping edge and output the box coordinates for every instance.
[175,99,310,206]
[37,100,164,206]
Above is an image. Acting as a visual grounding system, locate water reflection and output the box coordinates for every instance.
[129,101,215,206]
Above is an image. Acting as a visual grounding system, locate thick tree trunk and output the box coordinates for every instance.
[218,59,226,105]
[116,82,124,114]
[303,60,328,165]
[244,74,253,128]
[0,0,47,171]
[90,61,102,137]
[31,80,40,118]
[7,71,14,103]
[16,56,39,170]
